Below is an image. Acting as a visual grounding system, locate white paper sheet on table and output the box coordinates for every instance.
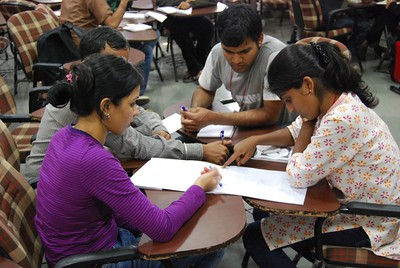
[123,23,152,32]
[123,13,147,19]
[156,6,192,15]
[162,113,182,134]
[131,158,307,205]
[197,124,235,138]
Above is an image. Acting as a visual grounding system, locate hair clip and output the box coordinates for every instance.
[310,42,330,66]
[66,72,73,83]
[66,72,78,83]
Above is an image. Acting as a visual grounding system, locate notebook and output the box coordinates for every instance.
[197,125,235,138]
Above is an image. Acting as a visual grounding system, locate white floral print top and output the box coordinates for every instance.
[261,92,400,259]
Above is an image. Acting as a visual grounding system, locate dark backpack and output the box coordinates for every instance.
[37,22,85,85]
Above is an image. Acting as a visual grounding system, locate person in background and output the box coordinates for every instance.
[78,27,169,139]
[24,30,231,181]
[35,53,225,267]
[60,0,156,97]
[181,5,294,133]
[223,42,400,266]
[157,0,214,82]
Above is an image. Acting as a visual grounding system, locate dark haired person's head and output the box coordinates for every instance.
[216,5,263,73]
[79,26,129,60]
[47,53,143,135]
[268,42,378,119]
[217,4,262,47]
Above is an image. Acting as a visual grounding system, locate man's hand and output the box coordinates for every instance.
[202,140,232,165]
[152,130,171,140]
[181,107,216,132]
[223,136,258,167]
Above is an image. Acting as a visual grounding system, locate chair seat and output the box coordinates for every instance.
[324,246,400,268]
[11,122,39,162]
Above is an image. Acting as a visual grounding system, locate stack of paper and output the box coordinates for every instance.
[156,6,192,15]
[123,13,148,19]
[123,23,152,32]
[197,124,235,138]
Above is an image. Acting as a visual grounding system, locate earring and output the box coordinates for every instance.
[105,113,110,119]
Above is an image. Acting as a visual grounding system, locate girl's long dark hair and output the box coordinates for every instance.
[268,42,379,108]
[47,53,143,118]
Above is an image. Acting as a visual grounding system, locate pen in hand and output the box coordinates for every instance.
[180,105,187,112]
[220,130,224,144]
[209,165,222,187]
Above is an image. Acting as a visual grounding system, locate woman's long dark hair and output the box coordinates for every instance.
[268,42,379,108]
[47,53,143,119]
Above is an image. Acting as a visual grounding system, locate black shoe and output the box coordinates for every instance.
[390,85,400,95]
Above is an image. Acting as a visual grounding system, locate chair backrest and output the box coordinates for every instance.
[35,3,58,25]
[0,74,17,116]
[0,119,20,171]
[7,10,58,80]
[296,36,351,61]
[0,155,42,268]
[0,0,36,21]
[297,0,323,31]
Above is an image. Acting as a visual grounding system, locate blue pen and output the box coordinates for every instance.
[209,165,222,187]
[180,105,187,112]
[220,130,224,144]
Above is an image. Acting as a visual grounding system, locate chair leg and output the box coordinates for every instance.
[169,37,178,82]
[153,57,163,82]
[241,250,250,268]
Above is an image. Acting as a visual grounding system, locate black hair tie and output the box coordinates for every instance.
[310,41,330,66]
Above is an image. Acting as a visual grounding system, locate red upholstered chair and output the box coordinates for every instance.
[0,74,40,163]
[7,10,60,93]
[0,119,20,171]
[261,0,289,25]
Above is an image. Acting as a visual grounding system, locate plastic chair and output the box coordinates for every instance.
[0,155,141,268]
[6,10,62,93]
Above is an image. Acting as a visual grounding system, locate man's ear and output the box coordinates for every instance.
[258,33,263,48]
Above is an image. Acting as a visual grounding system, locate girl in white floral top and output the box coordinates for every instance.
[223,42,400,266]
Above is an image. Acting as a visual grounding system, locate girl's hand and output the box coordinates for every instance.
[194,167,222,192]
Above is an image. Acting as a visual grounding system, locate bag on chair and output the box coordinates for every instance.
[37,22,85,85]
[390,39,400,83]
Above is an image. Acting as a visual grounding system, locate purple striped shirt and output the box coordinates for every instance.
[35,125,206,266]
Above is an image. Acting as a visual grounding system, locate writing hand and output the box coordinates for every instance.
[177,0,194,10]
[181,107,215,132]
[194,166,222,192]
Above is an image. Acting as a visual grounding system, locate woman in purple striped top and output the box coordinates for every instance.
[34,54,224,267]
